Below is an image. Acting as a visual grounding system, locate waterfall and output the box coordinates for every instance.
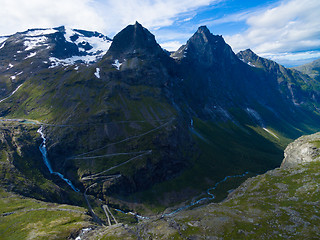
[37,126,79,192]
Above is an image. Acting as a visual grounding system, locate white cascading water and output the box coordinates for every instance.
[37,126,79,192]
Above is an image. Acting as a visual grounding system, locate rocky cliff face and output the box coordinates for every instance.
[237,49,320,109]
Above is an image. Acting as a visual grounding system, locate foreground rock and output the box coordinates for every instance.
[281,132,320,168]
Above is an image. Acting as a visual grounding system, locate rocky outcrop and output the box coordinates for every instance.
[281,132,320,168]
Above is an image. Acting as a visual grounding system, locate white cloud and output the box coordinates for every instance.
[225,0,320,63]
[95,0,219,35]
[200,10,253,26]
[0,0,219,37]
[160,41,183,51]
[261,51,320,67]
[0,0,104,35]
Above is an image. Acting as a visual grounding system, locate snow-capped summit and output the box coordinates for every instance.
[0,26,112,69]
[0,26,112,99]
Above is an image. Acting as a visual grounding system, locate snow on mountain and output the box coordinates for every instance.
[23,28,58,37]
[239,58,256,67]
[57,27,112,66]
[49,55,103,68]
[112,59,122,70]
[0,38,7,49]
[24,36,48,51]
[94,68,100,78]
[25,52,37,59]
[0,27,112,68]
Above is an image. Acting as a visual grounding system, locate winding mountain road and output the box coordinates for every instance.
[69,118,173,159]
[81,150,152,181]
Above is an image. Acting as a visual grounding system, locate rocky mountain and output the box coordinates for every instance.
[0,26,111,99]
[237,49,320,110]
[1,22,320,238]
[293,58,320,81]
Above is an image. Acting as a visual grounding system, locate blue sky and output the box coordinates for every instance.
[1,0,319,67]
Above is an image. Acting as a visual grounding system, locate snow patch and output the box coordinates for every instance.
[112,59,122,70]
[94,68,100,78]
[24,29,57,36]
[263,128,279,139]
[246,108,278,139]
[0,84,23,103]
[64,28,111,53]
[0,37,7,44]
[74,66,79,70]
[246,108,264,127]
[7,63,14,69]
[64,28,77,43]
[24,36,48,51]
[10,76,16,80]
[48,37,111,67]
[0,41,6,50]
[49,55,100,67]
[217,106,232,120]
[240,58,256,67]
[21,27,112,68]
[247,62,256,67]
[75,35,111,54]
[25,52,37,59]
[75,228,92,240]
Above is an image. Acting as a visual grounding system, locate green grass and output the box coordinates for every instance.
[310,140,320,148]
[0,189,93,240]
[214,160,320,239]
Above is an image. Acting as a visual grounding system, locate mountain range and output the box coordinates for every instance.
[0,22,320,239]
[293,58,320,81]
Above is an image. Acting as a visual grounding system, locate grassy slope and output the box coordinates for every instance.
[0,188,94,240]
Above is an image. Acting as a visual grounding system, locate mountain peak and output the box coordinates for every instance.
[236,49,262,66]
[107,22,163,59]
[238,49,257,57]
[134,21,142,26]
[171,25,238,66]
[193,26,212,43]
[196,25,211,35]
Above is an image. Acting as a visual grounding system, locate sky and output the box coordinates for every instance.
[0,0,319,67]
